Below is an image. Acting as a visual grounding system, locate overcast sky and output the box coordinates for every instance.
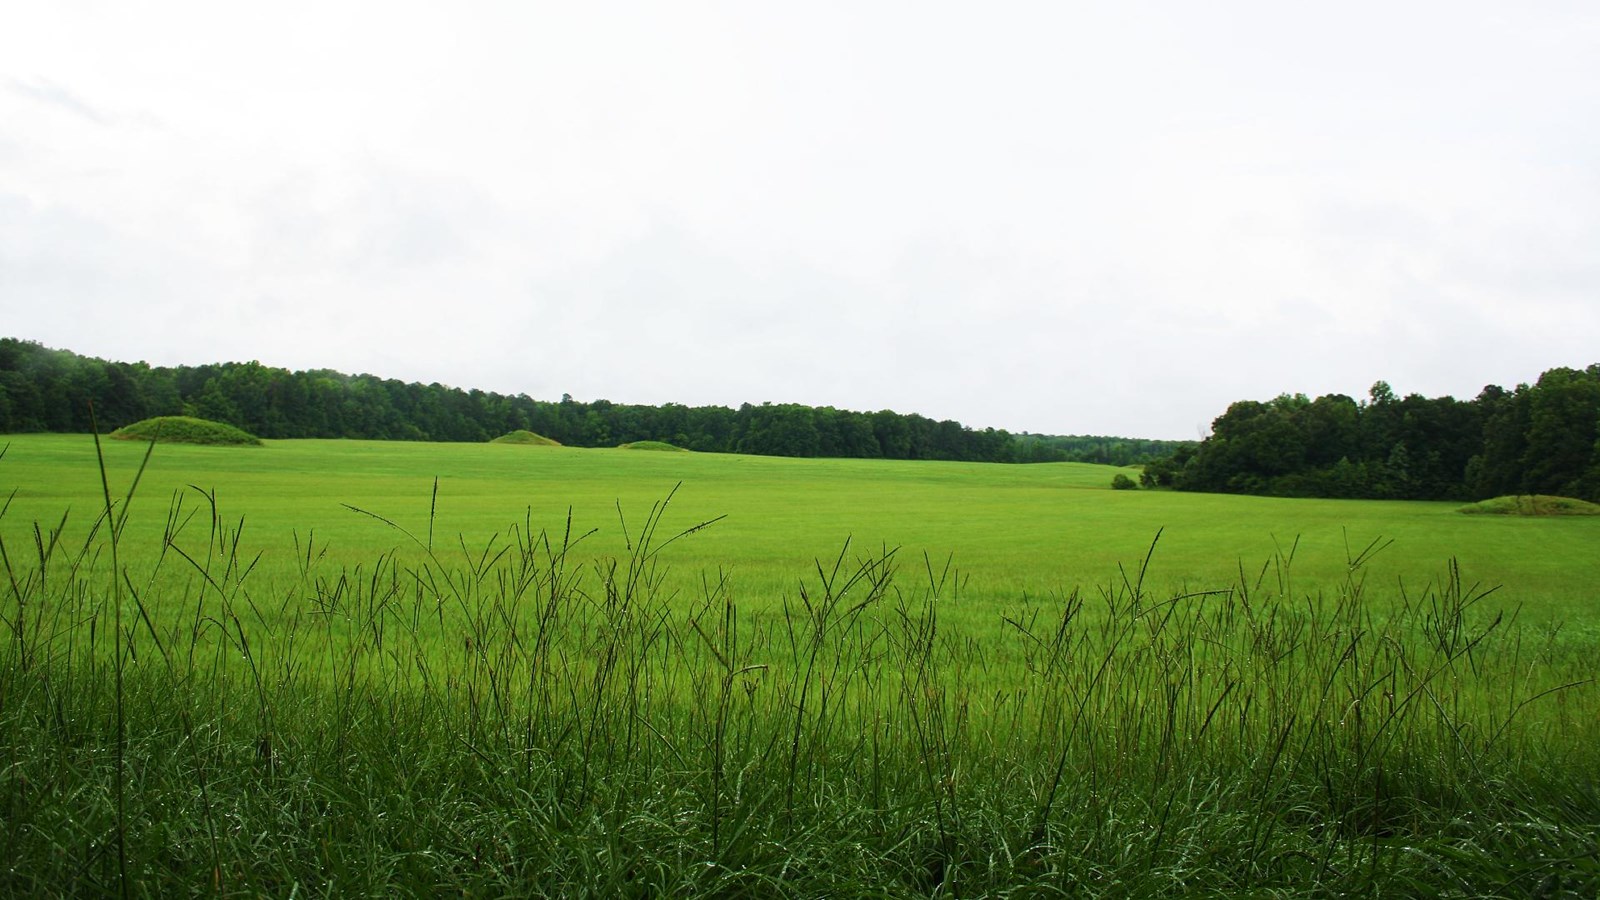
[3,2,1597,440]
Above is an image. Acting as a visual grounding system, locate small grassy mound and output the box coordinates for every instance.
[110,416,262,446]
[617,440,688,452]
[1458,494,1600,516]
[491,430,562,446]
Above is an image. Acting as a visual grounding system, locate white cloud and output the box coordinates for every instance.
[2,1,1597,440]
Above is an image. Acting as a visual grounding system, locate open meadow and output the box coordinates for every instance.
[3,434,1598,896]
[6,434,1599,619]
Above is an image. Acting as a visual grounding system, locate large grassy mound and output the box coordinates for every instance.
[490,430,562,446]
[617,440,687,452]
[110,415,262,446]
[1458,494,1600,516]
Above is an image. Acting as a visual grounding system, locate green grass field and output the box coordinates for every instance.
[6,433,1598,619]
[3,434,1598,896]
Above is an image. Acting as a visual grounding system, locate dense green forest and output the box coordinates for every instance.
[0,338,1185,465]
[1143,367,1600,503]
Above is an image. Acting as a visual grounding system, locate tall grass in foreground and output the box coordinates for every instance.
[2,477,1598,896]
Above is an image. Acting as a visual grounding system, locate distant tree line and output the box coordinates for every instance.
[1008,433,1189,466]
[0,338,1190,465]
[1142,367,1600,503]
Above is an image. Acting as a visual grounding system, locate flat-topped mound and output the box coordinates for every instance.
[491,430,562,446]
[110,416,262,446]
[617,440,688,452]
[1458,495,1600,516]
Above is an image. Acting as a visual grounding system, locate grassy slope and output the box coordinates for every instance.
[109,415,262,445]
[489,429,560,445]
[1460,494,1600,516]
[3,434,1597,623]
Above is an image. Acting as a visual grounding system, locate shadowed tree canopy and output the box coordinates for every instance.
[0,338,1192,466]
[1149,367,1600,503]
